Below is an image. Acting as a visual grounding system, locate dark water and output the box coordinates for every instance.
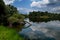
[19,18,60,40]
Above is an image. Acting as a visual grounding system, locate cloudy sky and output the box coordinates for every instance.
[3,0,60,14]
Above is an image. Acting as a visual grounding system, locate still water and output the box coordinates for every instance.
[19,18,60,40]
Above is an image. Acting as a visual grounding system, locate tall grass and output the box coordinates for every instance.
[0,26,24,40]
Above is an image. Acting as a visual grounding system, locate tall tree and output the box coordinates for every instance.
[6,5,18,17]
[0,0,7,25]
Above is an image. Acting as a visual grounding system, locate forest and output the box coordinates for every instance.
[29,11,60,22]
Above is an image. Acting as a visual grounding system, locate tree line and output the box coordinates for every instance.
[29,11,60,22]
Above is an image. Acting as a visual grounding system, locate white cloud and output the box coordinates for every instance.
[49,0,60,3]
[17,7,38,14]
[3,0,22,5]
[17,7,33,12]
[52,7,60,11]
[30,0,60,8]
[31,0,49,8]
[3,0,15,5]
[51,6,60,13]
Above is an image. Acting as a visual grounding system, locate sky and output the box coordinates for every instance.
[3,0,60,14]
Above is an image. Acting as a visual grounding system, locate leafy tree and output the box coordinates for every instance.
[8,14,25,23]
[0,0,25,26]
[6,5,18,17]
[8,13,25,27]
[0,0,8,25]
[29,11,60,22]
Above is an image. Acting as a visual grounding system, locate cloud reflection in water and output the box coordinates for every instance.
[20,20,60,40]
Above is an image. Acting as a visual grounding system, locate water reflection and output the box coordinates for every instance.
[19,19,60,40]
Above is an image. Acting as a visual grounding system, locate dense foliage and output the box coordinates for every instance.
[0,0,8,25]
[0,0,25,27]
[29,11,60,22]
[6,5,18,17]
[22,14,29,18]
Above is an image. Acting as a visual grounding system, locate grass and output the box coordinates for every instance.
[0,26,24,40]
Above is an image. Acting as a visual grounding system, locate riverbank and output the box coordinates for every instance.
[0,26,24,40]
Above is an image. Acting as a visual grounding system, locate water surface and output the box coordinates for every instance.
[19,18,60,40]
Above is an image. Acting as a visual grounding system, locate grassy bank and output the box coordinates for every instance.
[0,26,24,40]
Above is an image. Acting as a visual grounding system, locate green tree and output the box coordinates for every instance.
[8,14,25,27]
[29,11,60,22]
[6,5,18,17]
[0,0,8,25]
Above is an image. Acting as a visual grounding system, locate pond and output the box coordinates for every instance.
[19,18,60,40]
